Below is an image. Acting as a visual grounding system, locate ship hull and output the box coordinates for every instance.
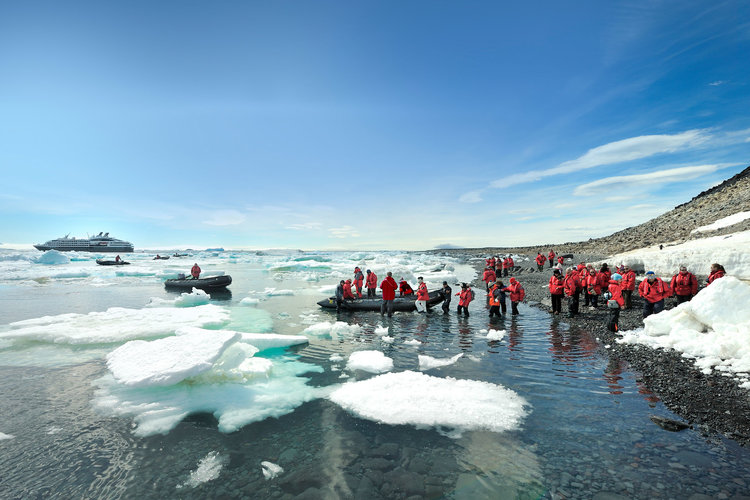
[34,244,134,253]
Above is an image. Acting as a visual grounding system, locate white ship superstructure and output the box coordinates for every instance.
[34,232,134,253]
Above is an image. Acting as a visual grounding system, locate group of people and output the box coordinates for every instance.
[483,255,518,278]
[548,260,727,331]
[535,250,565,271]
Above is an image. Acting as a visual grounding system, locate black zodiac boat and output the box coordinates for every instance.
[96,259,130,266]
[317,290,444,312]
[164,275,232,291]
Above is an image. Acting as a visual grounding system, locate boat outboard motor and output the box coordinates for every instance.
[177,273,186,280]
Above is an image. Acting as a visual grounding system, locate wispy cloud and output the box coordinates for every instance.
[329,226,359,238]
[573,164,731,196]
[709,80,727,86]
[459,190,483,203]
[202,210,246,226]
[286,222,323,231]
[491,129,711,189]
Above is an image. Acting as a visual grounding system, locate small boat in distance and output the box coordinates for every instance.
[317,290,445,312]
[164,275,232,291]
[153,255,171,260]
[96,259,130,266]
[34,232,134,253]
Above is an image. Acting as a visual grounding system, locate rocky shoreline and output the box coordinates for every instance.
[461,254,750,447]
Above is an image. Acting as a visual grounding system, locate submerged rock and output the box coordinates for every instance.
[650,415,690,432]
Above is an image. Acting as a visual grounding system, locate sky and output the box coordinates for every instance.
[1,0,749,251]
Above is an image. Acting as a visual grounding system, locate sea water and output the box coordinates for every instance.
[0,249,749,499]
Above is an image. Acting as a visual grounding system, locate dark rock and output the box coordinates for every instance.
[650,415,690,432]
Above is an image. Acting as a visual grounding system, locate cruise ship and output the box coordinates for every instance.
[34,233,134,253]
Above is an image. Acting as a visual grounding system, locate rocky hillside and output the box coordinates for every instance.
[440,164,750,257]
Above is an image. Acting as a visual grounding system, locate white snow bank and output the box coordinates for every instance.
[418,353,463,370]
[261,461,284,480]
[303,321,362,339]
[34,250,69,265]
[177,451,227,489]
[107,329,242,387]
[607,230,750,279]
[618,277,750,386]
[0,305,230,344]
[691,211,750,234]
[329,371,529,437]
[346,350,394,373]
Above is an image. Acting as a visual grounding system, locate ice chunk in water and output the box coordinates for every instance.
[418,353,463,370]
[261,461,284,480]
[329,370,529,437]
[346,350,393,373]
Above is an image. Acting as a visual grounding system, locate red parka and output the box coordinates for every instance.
[536,254,547,266]
[548,275,564,295]
[503,279,525,302]
[608,280,625,307]
[482,268,496,284]
[670,271,697,296]
[586,272,602,295]
[548,251,555,262]
[621,270,636,291]
[707,269,725,286]
[191,264,201,278]
[399,280,414,296]
[564,274,579,297]
[416,282,429,301]
[380,276,398,300]
[638,277,670,304]
[457,287,474,307]
[366,271,378,289]
[343,280,355,299]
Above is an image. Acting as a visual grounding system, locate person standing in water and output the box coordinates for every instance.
[415,277,429,313]
[380,271,398,317]
[441,281,452,314]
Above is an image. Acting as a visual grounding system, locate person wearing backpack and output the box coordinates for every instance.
[606,273,625,331]
[502,277,525,315]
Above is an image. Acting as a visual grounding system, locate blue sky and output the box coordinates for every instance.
[1,1,749,250]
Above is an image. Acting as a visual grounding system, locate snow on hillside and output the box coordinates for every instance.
[618,276,750,389]
[603,230,750,280]
[691,211,750,234]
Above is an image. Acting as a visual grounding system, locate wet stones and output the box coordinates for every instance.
[650,415,690,432]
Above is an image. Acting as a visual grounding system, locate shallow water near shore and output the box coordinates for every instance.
[1,249,749,499]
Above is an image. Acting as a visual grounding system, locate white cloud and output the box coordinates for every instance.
[491,129,711,189]
[286,222,323,231]
[709,80,727,86]
[329,226,360,239]
[202,210,246,226]
[573,164,728,197]
[459,190,483,203]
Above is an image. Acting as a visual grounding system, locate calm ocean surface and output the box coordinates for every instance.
[1,249,749,499]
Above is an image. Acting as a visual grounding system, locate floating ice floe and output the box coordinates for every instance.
[0,305,230,345]
[0,432,14,440]
[618,277,750,388]
[262,288,295,296]
[381,335,395,343]
[261,461,284,480]
[303,321,362,340]
[486,329,506,341]
[240,297,261,306]
[177,451,227,489]
[418,353,463,371]
[329,371,529,437]
[404,339,421,346]
[34,250,69,265]
[107,329,242,387]
[147,289,211,308]
[346,350,394,373]
[329,353,344,362]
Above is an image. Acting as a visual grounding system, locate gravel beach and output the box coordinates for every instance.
[454,252,750,447]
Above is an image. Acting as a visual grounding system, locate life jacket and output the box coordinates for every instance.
[621,270,636,291]
[488,284,500,306]
[670,272,697,296]
[638,278,670,303]
[548,276,564,295]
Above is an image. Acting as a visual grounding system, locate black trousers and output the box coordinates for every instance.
[457,305,469,316]
[567,293,579,317]
[442,299,450,313]
[367,288,376,298]
[380,300,394,316]
[622,289,633,309]
[676,294,692,304]
[511,301,520,315]
[489,305,501,317]
[551,293,563,313]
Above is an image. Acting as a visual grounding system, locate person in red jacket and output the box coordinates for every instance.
[190,263,201,279]
[548,270,564,315]
[607,273,625,332]
[365,269,378,298]
[502,277,525,315]
[564,267,580,317]
[399,278,414,296]
[353,267,364,298]
[415,277,429,313]
[482,267,496,292]
[548,250,556,268]
[586,269,602,308]
[621,265,636,309]
[379,272,398,317]
[670,265,698,304]
[638,271,670,318]
[455,283,474,315]
[503,255,515,277]
[535,252,547,272]
[343,279,356,300]
[557,255,564,266]
[707,263,726,286]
